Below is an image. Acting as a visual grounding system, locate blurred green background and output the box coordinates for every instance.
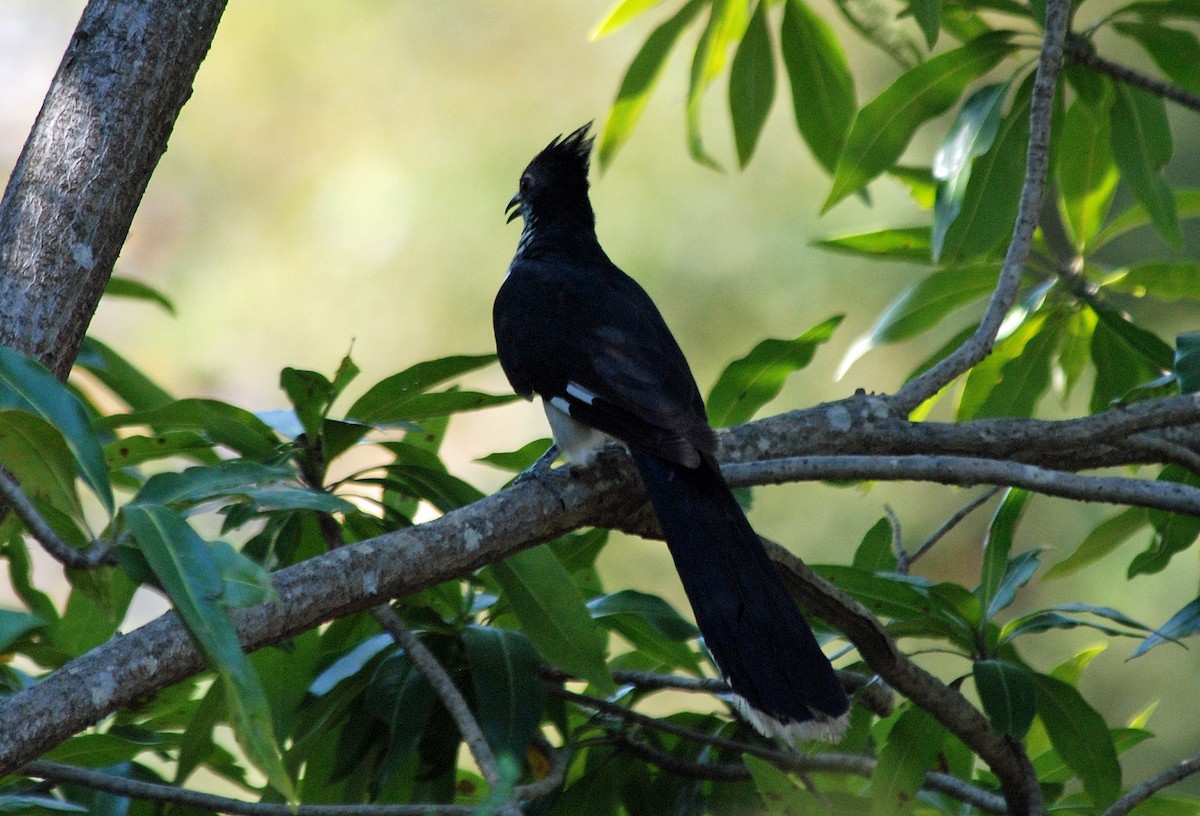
[2,0,1199,793]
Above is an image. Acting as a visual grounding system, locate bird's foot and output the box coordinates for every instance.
[511,444,567,510]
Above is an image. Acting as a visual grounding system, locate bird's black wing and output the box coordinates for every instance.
[494,250,716,467]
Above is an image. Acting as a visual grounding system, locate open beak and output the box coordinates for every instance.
[505,193,522,223]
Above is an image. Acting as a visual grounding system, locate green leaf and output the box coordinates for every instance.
[599,0,706,169]
[888,165,937,209]
[1045,507,1147,580]
[1108,261,1200,302]
[814,565,932,621]
[1058,93,1118,251]
[592,0,666,38]
[208,539,275,607]
[1110,83,1179,248]
[0,346,113,514]
[0,795,87,813]
[780,0,856,172]
[366,650,437,792]
[588,589,701,670]
[488,546,614,694]
[823,32,1014,211]
[852,517,899,572]
[729,0,776,167]
[0,607,42,653]
[42,733,142,767]
[939,74,1032,261]
[871,704,947,816]
[0,410,83,518]
[105,431,214,470]
[910,0,941,48]
[931,82,1008,260]
[812,226,933,263]
[686,0,751,168]
[346,354,499,423]
[1129,465,1200,577]
[978,487,1029,611]
[75,337,174,412]
[1090,189,1200,251]
[309,633,394,696]
[1174,332,1200,393]
[744,753,820,814]
[135,461,339,511]
[1114,21,1200,93]
[281,367,335,440]
[706,315,843,426]
[1033,672,1121,807]
[973,659,1036,738]
[103,276,175,313]
[122,504,294,800]
[985,549,1041,618]
[476,438,553,473]
[99,398,280,460]
[958,311,1051,420]
[463,625,545,762]
[1132,596,1200,658]
[355,390,517,425]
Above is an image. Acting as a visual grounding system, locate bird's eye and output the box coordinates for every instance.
[519,175,531,194]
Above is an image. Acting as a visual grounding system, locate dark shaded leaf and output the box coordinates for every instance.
[43,733,142,767]
[1108,261,1200,302]
[463,625,545,762]
[978,487,1029,611]
[1114,21,1200,93]
[1129,465,1200,576]
[1110,83,1179,247]
[103,276,175,313]
[1132,596,1200,658]
[1173,331,1200,393]
[1033,672,1120,807]
[973,659,1035,738]
[99,398,280,460]
[852,517,898,572]
[910,0,941,48]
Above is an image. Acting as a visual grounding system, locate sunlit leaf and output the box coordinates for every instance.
[0,410,83,518]
[729,0,775,167]
[824,32,1014,211]
[1058,93,1118,251]
[592,0,666,38]
[347,354,498,423]
[812,227,933,263]
[686,0,751,168]
[1045,507,1147,580]
[959,311,1058,420]
[1107,261,1200,302]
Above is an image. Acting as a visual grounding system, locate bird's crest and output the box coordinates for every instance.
[529,123,594,183]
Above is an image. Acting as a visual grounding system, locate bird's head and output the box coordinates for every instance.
[506,123,595,232]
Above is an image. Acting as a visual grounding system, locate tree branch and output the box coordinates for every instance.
[0,0,228,378]
[1064,34,1200,113]
[1099,755,1200,816]
[890,0,1069,414]
[0,468,116,568]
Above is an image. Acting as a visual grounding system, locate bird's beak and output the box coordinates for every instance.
[505,193,522,223]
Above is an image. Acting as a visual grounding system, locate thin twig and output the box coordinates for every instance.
[548,686,1005,813]
[0,468,115,568]
[890,0,1068,414]
[1064,35,1200,113]
[724,454,1200,517]
[611,732,752,782]
[906,487,1002,569]
[1100,755,1200,816]
[1118,433,1200,476]
[370,606,518,815]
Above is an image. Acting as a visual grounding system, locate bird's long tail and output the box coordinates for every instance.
[629,450,850,743]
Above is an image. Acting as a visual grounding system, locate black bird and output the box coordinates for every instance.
[493,124,850,743]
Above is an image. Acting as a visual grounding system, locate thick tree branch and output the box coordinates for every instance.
[0,0,227,378]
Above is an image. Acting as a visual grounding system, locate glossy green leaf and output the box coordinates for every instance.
[974,659,1036,738]
[0,346,113,513]
[592,0,665,38]
[476,438,553,473]
[75,336,174,412]
[978,488,1029,611]
[959,311,1058,420]
[123,504,294,800]
[812,227,933,263]
[588,589,699,640]
[1045,507,1147,580]
[463,625,545,762]
[0,607,42,653]
[599,0,706,169]
[42,733,142,767]
[1132,596,1200,658]
[729,0,775,167]
[1110,83,1179,248]
[1114,21,1200,93]
[686,0,750,168]
[823,32,1014,211]
[1058,95,1118,251]
[488,545,613,693]
[939,75,1031,261]
[706,314,843,426]
[780,0,856,172]
[0,410,83,518]
[814,565,932,621]
[932,82,1008,260]
[104,431,214,470]
[1033,672,1121,807]
[860,266,1000,358]
[1090,305,1172,412]
[852,517,898,572]
[103,276,175,313]
[99,398,280,460]
[871,704,947,816]
[1108,261,1200,302]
